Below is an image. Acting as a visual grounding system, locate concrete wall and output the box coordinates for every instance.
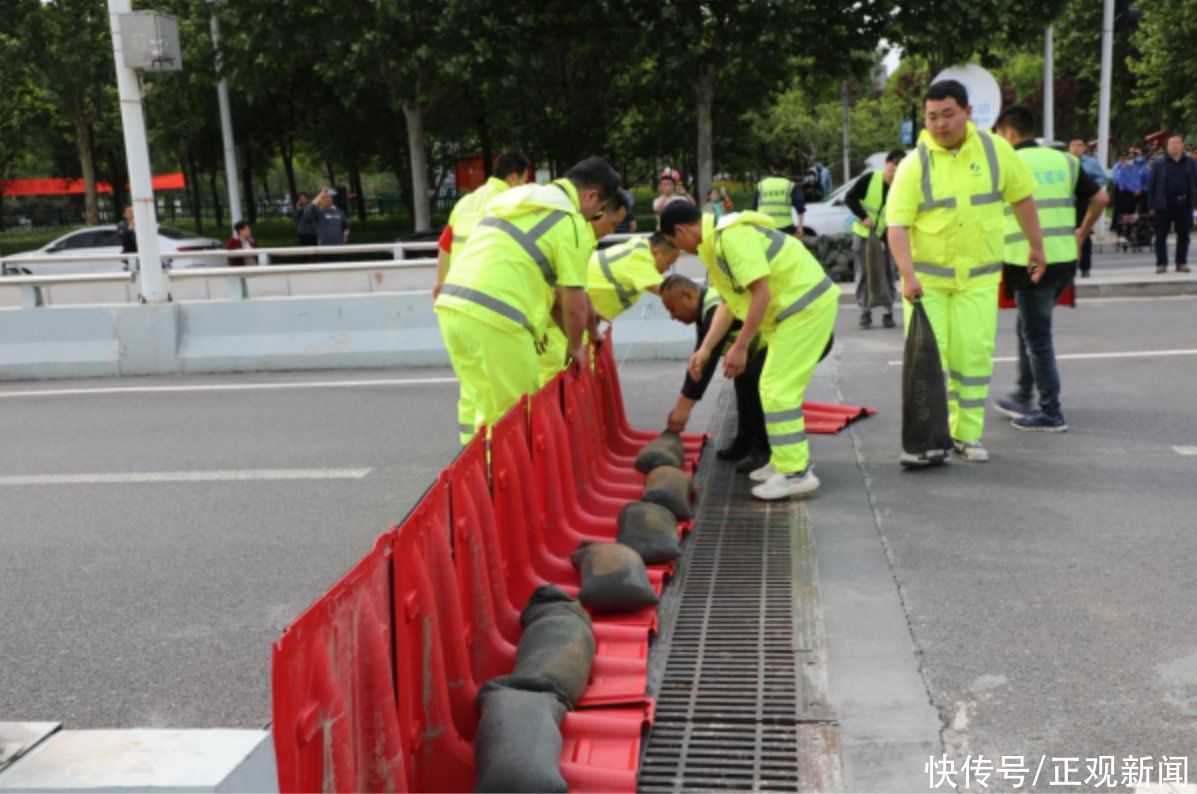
[0,291,697,381]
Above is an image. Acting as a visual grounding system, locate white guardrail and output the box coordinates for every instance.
[0,234,649,308]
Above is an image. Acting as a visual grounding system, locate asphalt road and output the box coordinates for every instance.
[0,359,717,729]
[812,292,1197,789]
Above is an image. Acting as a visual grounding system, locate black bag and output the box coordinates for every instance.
[570,541,659,612]
[641,466,694,521]
[513,586,595,707]
[617,502,682,564]
[474,677,567,793]
[864,230,893,308]
[901,300,953,457]
[635,432,685,474]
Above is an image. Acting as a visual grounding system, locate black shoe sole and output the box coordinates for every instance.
[735,452,772,474]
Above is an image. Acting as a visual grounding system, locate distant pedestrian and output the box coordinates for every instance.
[1147,134,1197,273]
[117,206,137,253]
[225,220,256,267]
[652,169,693,228]
[295,192,317,247]
[846,149,905,326]
[705,186,733,218]
[753,156,805,236]
[306,187,351,248]
[1069,139,1107,278]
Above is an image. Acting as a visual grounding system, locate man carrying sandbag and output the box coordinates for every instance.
[887,80,1046,466]
[847,149,906,328]
[659,274,770,475]
[660,203,837,500]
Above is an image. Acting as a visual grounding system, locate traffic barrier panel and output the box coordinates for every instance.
[593,336,706,460]
[803,400,878,435]
[271,533,406,793]
[394,470,651,793]
[562,370,646,499]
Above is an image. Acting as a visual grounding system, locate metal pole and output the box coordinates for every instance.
[1097,0,1114,170]
[107,0,167,303]
[841,82,851,184]
[209,2,242,228]
[1043,26,1055,144]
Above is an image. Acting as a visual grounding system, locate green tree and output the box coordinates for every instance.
[1128,0,1197,133]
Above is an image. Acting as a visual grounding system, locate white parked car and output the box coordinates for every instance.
[2,226,222,275]
[801,152,891,238]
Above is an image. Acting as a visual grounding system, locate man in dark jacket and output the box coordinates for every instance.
[660,275,770,474]
[1147,135,1197,273]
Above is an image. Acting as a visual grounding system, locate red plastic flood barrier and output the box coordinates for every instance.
[803,401,877,435]
[272,533,406,793]
[393,471,651,793]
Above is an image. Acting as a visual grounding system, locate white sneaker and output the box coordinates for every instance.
[952,440,990,462]
[748,461,776,482]
[751,468,821,500]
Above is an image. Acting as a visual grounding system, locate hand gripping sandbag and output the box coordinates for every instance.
[635,431,685,474]
[513,585,596,707]
[865,230,893,308]
[641,465,694,521]
[617,502,682,564]
[474,677,568,793]
[901,300,953,457]
[570,541,659,613]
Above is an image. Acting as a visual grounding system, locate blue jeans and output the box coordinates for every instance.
[1014,276,1071,415]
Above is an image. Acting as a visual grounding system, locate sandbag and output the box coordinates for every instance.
[635,431,685,474]
[514,585,595,707]
[474,677,567,793]
[617,502,682,564]
[901,300,952,457]
[571,541,659,612]
[864,230,893,308]
[641,465,694,520]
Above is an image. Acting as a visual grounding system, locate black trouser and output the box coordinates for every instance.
[1078,233,1092,275]
[1155,202,1193,266]
[734,348,769,453]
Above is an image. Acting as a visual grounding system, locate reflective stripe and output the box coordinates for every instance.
[979,131,1001,195]
[776,277,834,323]
[452,234,468,245]
[914,261,955,277]
[714,253,744,294]
[969,263,1002,277]
[970,192,1002,205]
[764,406,805,424]
[440,283,534,334]
[1004,226,1075,245]
[949,370,991,387]
[917,143,959,212]
[751,225,788,260]
[459,423,474,434]
[769,430,808,446]
[477,210,568,287]
[596,245,643,310]
[1066,153,1077,190]
[1004,197,1075,214]
[948,391,987,409]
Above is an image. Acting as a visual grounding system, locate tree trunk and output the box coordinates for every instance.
[324,161,336,189]
[350,164,367,222]
[402,96,431,232]
[209,170,223,230]
[841,82,851,184]
[279,138,298,201]
[692,63,715,204]
[242,142,257,225]
[74,115,99,226]
[185,150,203,234]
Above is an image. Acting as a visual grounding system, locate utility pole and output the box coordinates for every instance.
[841,82,851,184]
[1097,0,1114,171]
[1043,26,1055,143]
[209,0,242,229]
[107,0,167,303]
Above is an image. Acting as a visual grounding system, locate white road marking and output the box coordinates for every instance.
[0,377,456,399]
[888,348,1197,366]
[1173,446,1197,456]
[0,468,373,485]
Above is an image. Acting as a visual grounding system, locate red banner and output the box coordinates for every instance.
[1,173,186,196]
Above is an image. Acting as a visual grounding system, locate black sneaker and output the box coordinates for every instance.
[858,311,873,328]
[1011,411,1068,433]
[734,448,772,474]
[993,395,1032,419]
[716,437,752,461]
[882,313,896,328]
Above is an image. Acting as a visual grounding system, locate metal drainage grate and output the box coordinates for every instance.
[638,396,838,792]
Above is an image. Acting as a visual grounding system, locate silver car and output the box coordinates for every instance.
[2,225,222,275]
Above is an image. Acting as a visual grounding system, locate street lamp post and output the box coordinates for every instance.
[209,0,242,229]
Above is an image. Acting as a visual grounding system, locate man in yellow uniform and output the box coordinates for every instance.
[435,157,619,443]
[588,231,680,322]
[661,202,837,500]
[754,156,805,236]
[993,103,1108,433]
[433,151,531,297]
[887,80,1046,466]
[432,152,530,441]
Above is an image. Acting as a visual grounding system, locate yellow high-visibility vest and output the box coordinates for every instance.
[1004,146,1078,266]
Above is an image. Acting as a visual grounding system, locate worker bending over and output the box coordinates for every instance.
[436,157,620,442]
[660,275,770,474]
[661,202,837,500]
